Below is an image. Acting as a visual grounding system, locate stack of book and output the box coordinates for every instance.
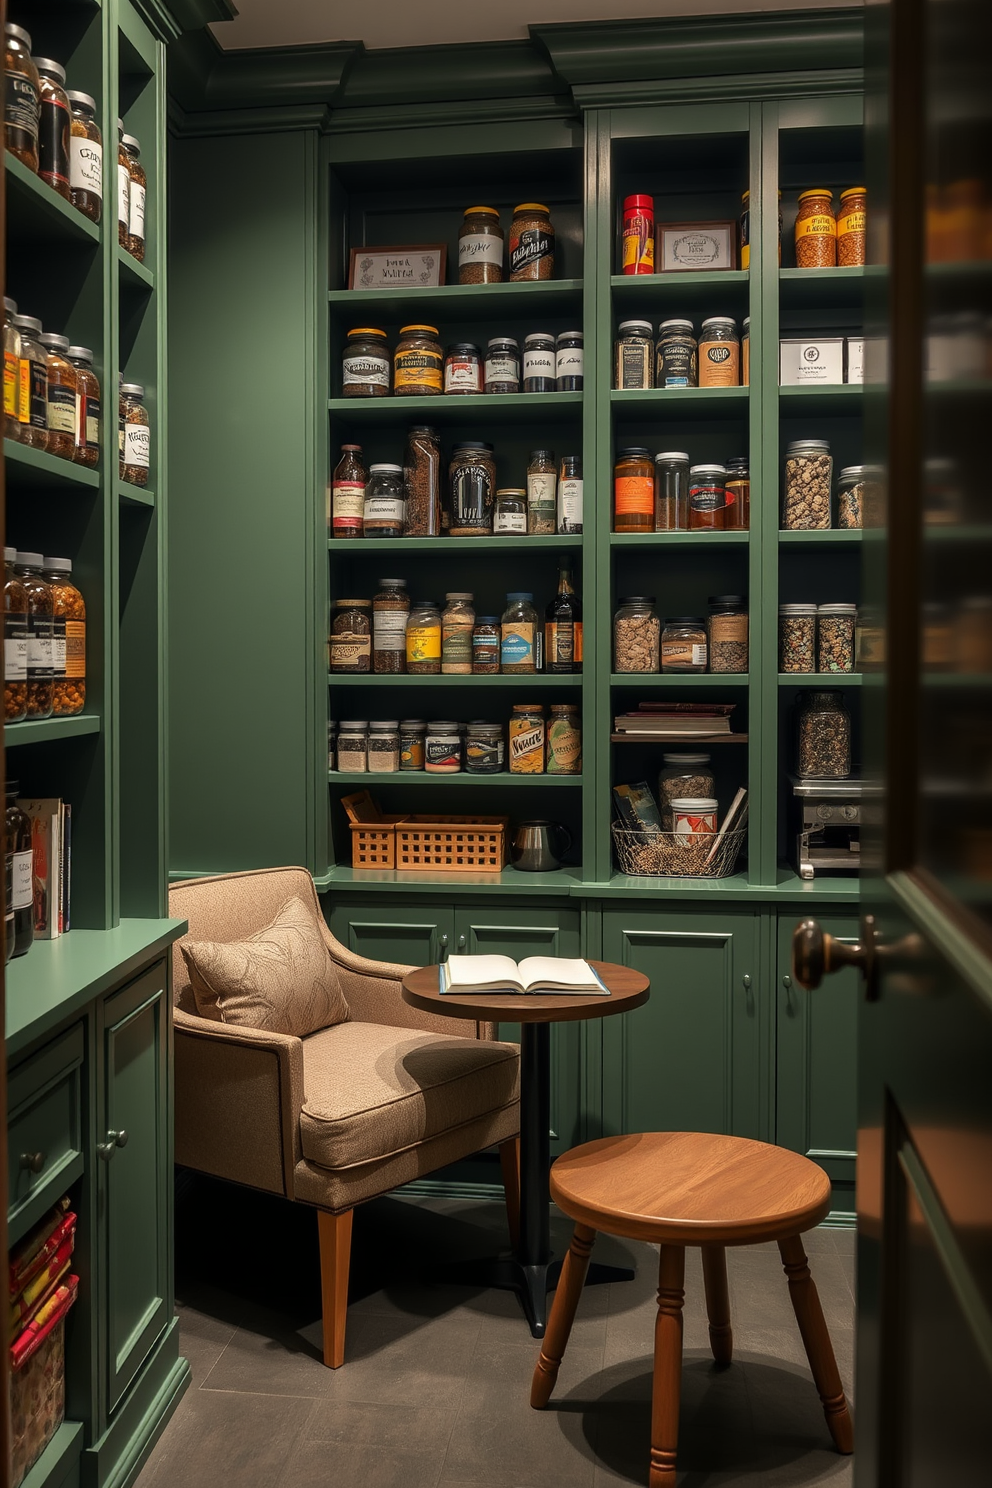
[18,798,72,939]
[612,703,737,740]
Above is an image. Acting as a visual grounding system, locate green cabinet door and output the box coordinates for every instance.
[601,907,765,1140]
[324,898,455,966]
[775,910,859,1219]
[100,963,171,1413]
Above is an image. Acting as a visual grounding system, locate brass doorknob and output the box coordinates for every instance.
[792,915,877,993]
[98,1129,129,1160]
[20,1151,45,1174]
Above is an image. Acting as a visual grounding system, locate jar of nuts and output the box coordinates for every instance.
[614,596,660,673]
[783,439,832,530]
[817,603,857,673]
[4,546,28,722]
[44,556,85,715]
[707,595,748,673]
[779,603,817,673]
[658,754,715,829]
[797,690,851,778]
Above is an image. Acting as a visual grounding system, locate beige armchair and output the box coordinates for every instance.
[168,867,521,1367]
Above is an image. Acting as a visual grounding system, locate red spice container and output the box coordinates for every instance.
[622,194,655,275]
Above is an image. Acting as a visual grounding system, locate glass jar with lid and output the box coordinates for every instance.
[658,754,715,829]
[465,721,504,774]
[654,452,689,530]
[656,319,698,388]
[117,118,129,247]
[688,464,727,530]
[614,321,653,389]
[501,592,539,673]
[556,331,583,391]
[779,603,817,672]
[783,440,832,529]
[494,488,527,534]
[39,332,77,460]
[817,603,857,673]
[120,383,150,485]
[4,25,40,173]
[331,444,367,538]
[327,720,337,771]
[4,300,20,443]
[698,317,740,387]
[67,345,100,466]
[372,578,409,674]
[795,189,836,268]
[484,337,520,394]
[837,187,866,266]
[67,91,102,222]
[122,133,146,260]
[443,342,482,395]
[4,547,28,722]
[35,58,71,199]
[724,457,750,531]
[425,721,462,774]
[526,449,556,534]
[363,464,406,538]
[14,315,48,451]
[368,720,400,774]
[613,447,654,533]
[442,592,475,675]
[458,207,504,284]
[797,689,851,777]
[614,596,660,673]
[399,719,426,771]
[406,599,442,674]
[742,317,750,386]
[837,466,865,529]
[509,203,555,281]
[15,553,54,720]
[329,598,372,674]
[508,704,545,773]
[337,721,368,772]
[403,425,442,537]
[547,704,581,775]
[44,556,85,715]
[522,333,556,393]
[342,328,390,397]
[661,616,708,674]
[472,616,501,674]
[448,442,495,535]
[708,595,748,673]
[394,324,443,396]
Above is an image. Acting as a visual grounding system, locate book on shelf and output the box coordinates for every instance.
[704,787,749,866]
[614,702,736,736]
[18,798,71,940]
[440,954,609,996]
[612,781,664,835]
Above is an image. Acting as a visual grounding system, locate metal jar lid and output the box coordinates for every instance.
[618,320,653,335]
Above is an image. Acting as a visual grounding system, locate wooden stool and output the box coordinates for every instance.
[531,1132,853,1486]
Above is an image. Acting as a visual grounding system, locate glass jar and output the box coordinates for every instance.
[67,91,102,222]
[509,203,555,281]
[36,58,71,199]
[698,317,740,387]
[614,447,654,533]
[331,444,368,538]
[508,704,545,773]
[459,206,504,284]
[472,616,501,674]
[656,319,698,388]
[394,324,442,396]
[399,719,426,771]
[15,315,48,450]
[622,193,655,274]
[742,317,750,386]
[67,345,100,466]
[661,616,708,674]
[797,690,851,778]
[4,299,21,443]
[123,133,146,261]
[4,547,28,722]
[368,720,400,774]
[6,782,34,958]
[363,463,406,538]
[556,331,583,391]
[327,720,337,772]
[342,327,390,397]
[779,603,817,673]
[856,606,885,671]
[783,440,832,530]
[501,592,540,674]
[688,464,727,530]
[817,603,857,674]
[444,342,482,395]
[724,457,750,531]
[494,488,527,535]
[404,425,442,537]
[795,188,836,268]
[39,332,77,460]
[425,720,462,774]
[837,465,865,529]
[406,598,442,674]
[442,592,475,675]
[614,596,660,673]
[837,187,866,267]
[484,337,520,394]
[523,333,556,393]
[465,720,504,774]
[16,553,54,719]
[337,720,368,772]
[120,383,150,485]
[654,451,689,531]
[708,595,748,673]
[526,449,556,534]
[44,557,86,715]
[658,754,715,830]
[448,441,495,536]
[117,118,129,247]
[329,598,372,674]
[4,25,40,173]
[739,190,751,271]
[557,453,583,534]
[372,578,409,674]
[614,321,653,389]
[547,704,582,775]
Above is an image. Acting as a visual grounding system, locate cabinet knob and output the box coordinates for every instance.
[20,1151,45,1175]
[457,935,467,951]
[437,933,449,964]
[741,974,752,991]
[98,1129,129,1161]
[792,916,877,997]
[782,974,792,989]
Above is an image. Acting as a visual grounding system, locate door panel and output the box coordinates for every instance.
[325,900,454,967]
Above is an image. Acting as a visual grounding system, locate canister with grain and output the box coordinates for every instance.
[441,592,475,675]
[501,593,539,674]
[658,754,715,830]
[661,617,708,674]
[614,596,660,673]
[363,463,406,538]
[4,547,28,723]
[329,598,372,674]
[372,578,409,674]
[425,721,462,774]
[465,721,504,774]
[779,603,817,673]
[458,207,503,284]
[797,689,851,778]
[783,439,832,530]
[794,189,836,268]
[337,721,368,772]
[837,466,865,529]
[44,557,85,715]
[654,452,689,530]
[403,425,441,537]
[707,595,748,673]
[15,553,54,720]
[368,721,400,774]
[472,617,501,674]
[836,188,866,266]
[509,203,554,281]
[817,603,857,673]
[526,449,556,534]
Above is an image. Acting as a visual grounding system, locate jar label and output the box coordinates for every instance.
[425,735,461,769]
[614,475,653,516]
[364,495,404,524]
[501,622,535,668]
[509,227,553,275]
[622,218,655,272]
[442,622,473,668]
[556,347,584,379]
[85,393,100,449]
[546,620,580,668]
[330,632,371,668]
[508,718,544,771]
[21,355,47,429]
[689,481,726,512]
[400,736,424,770]
[465,734,504,771]
[4,351,18,418]
[558,478,583,533]
[472,631,500,668]
[129,181,146,239]
[373,610,407,651]
[64,619,85,678]
[699,341,740,387]
[125,422,150,467]
[70,137,103,197]
[4,616,27,681]
[39,95,70,187]
[674,807,717,838]
[617,342,652,389]
[658,340,697,387]
[407,624,441,664]
[523,348,555,378]
[451,462,493,529]
[710,613,748,643]
[740,205,750,271]
[547,716,582,773]
[117,162,130,224]
[342,354,389,388]
[485,355,517,386]
[5,73,39,146]
[27,616,53,677]
[661,639,708,669]
[52,616,67,676]
[444,359,480,393]
[332,480,365,532]
[394,351,442,392]
[796,215,836,238]
[837,209,866,237]
[47,384,76,434]
[12,849,33,912]
[458,235,503,268]
[494,509,526,533]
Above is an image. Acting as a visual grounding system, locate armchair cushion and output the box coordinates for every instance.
[298,1021,520,1171]
[180,894,349,1037]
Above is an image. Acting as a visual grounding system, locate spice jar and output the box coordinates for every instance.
[39,333,77,460]
[837,466,865,529]
[394,324,443,396]
[742,317,750,386]
[442,592,475,675]
[466,721,504,774]
[4,25,40,173]
[556,332,583,391]
[484,337,520,394]
[368,720,400,774]
[44,556,85,715]
[658,754,715,830]
[120,383,150,486]
[122,133,146,261]
[459,206,504,284]
[707,595,748,673]
[494,489,527,534]
[4,547,28,723]
[342,328,390,397]
[837,187,866,267]
[783,440,832,529]
[406,598,442,674]
[329,598,372,673]
[698,317,739,387]
[817,603,857,674]
[399,719,426,771]
[67,91,102,222]
[425,721,462,774]
[16,553,54,720]
[779,603,817,673]
[547,704,582,775]
[622,194,655,274]
[523,333,556,393]
[67,345,100,466]
[372,578,409,674]
[724,457,750,531]
[557,454,583,534]
[526,449,556,534]
[363,463,406,538]
[4,300,20,443]
[671,798,718,838]
[472,616,501,674]
[509,704,545,773]
[613,447,654,533]
[614,596,660,673]
[331,444,368,538]
[509,203,555,281]
[795,189,836,268]
[614,321,653,389]
[36,58,71,200]
[448,441,495,536]
[404,425,441,537]
[688,464,727,530]
[662,617,708,674]
[656,320,698,388]
[15,315,48,451]
[117,118,129,247]
[6,783,34,958]
[444,342,482,395]
[654,452,689,531]
[797,690,851,778]
[337,721,368,772]
[501,592,539,674]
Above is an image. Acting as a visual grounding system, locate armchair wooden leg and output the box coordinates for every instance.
[317,1209,353,1369]
[499,1136,521,1251]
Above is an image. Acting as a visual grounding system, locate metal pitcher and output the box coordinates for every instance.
[510,820,572,872]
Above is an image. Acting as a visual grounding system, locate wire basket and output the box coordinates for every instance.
[612,825,747,879]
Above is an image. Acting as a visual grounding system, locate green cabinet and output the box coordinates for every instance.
[325,899,453,966]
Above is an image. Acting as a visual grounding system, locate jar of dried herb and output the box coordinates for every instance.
[509,204,555,281]
[484,337,520,394]
[117,118,129,247]
[523,333,556,393]
[120,383,150,486]
[444,342,482,395]
[656,320,697,388]
[35,58,71,200]
[448,442,495,536]
[67,345,100,467]
[614,321,653,390]
[123,133,146,261]
[15,553,54,719]
[4,300,21,443]
[67,91,102,223]
[44,556,85,715]
[556,331,583,391]
[442,592,475,675]
[329,598,372,673]
[394,324,442,396]
[14,315,48,451]
[654,452,689,531]
[501,593,539,674]
[342,328,390,397]
[493,489,527,534]
[4,25,40,173]
[372,578,409,674]
[707,595,748,674]
[458,207,504,284]
[797,690,851,778]
[472,617,501,674]
[403,425,441,537]
[406,599,441,674]
[368,721,400,774]
[795,189,836,268]
[39,332,77,461]
[526,449,556,534]
[337,721,368,771]
[4,547,28,723]
[363,464,406,538]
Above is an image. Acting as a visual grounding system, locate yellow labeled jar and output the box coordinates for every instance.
[795,189,836,268]
[837,187,866,266]
[509,704,545,773]
[394,324,442,396]
[406,598,442,674]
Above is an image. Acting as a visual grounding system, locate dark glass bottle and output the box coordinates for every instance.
[545,558,582,674]
[5,781,34,958]
[330,444,368,539]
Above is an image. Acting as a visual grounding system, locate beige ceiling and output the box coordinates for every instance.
[210,0,861,53]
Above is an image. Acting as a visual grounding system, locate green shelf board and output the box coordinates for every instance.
[4,440,100,492]
[611,387,748,418]
[779,266,865,309]
[5,713,101,745]
[327,392,582,425]
[778,673,862,685]
[330,771,581,786]
[328,279,582,318]
[321,864,584,896]
[328,672,582,687]
[569,870,860,902]
[611,270,749,295]
[778,528,862,544]
[119,480,155,508]
[18,1421,84,1488]
[328,535,583,553]
[118,243,155,291]
[612,673,749,686]
[5,153,100,248]
[610,531,749,546]
[779,384,863,417]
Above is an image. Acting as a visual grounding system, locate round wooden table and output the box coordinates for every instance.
[401,961,649,1336]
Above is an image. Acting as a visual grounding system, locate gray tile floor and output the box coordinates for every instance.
[137,1175,856,1488]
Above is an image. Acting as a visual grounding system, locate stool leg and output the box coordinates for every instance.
[701,1245,733,1365]
[779,1234,854,1454]
[530,1223,595,1408]
[650,1245,686,1488]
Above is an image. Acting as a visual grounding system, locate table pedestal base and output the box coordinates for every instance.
[439,1254,635,1337]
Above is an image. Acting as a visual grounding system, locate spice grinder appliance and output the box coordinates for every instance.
[792,778,881,879]
[510,820,572,872]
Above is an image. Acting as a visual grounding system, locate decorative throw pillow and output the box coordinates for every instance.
[181,895,349,1037]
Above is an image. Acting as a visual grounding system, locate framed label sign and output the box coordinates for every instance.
[348,245,447,290]
[657,222,737,272]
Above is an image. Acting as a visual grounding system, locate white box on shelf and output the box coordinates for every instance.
[779,337,845,385]
[846,337,865,383]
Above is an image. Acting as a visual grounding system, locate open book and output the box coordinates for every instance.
[441,954,609,996]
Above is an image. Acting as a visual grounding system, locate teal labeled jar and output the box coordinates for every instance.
[500,592,539,674]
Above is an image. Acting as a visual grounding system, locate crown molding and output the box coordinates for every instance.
[571,66,865,110]
[167,29,361,118]
[131,0,236,44]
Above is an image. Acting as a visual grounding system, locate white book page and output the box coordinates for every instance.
[517,957,601,989]
[445,954,520,987]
